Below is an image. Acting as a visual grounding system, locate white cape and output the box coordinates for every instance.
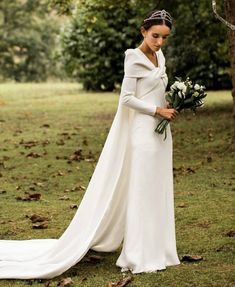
[0,48,180,279]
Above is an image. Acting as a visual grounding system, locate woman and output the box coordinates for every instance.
[0,9,180,279]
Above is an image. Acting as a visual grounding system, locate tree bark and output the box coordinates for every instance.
[224,0,235,150]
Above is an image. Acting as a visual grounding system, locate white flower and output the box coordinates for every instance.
[200,85,206,91]
[176,82,187,94]
[170,81,180,91]
[193,91,199,97]
[194,84,200,90]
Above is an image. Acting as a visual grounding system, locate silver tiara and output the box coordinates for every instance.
[144,10,173,24]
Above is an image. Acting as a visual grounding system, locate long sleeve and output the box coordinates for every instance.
[120,76,156,116]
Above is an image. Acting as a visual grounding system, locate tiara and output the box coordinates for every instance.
[143,10,173,24]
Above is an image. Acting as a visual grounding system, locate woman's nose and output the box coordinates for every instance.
[156,37,163,46]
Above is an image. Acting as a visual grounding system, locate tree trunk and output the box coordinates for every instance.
[224,0,235,151]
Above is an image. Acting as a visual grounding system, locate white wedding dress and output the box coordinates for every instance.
[0,48,180,279]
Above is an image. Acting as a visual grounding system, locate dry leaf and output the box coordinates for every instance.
[59,195,70,201]
[20,140,38,149]
[70,204,78,209]
[26,152,42,158]
[16,193,41,201]
[177,202,187,208]
[57,277,73,287]
[225,230,235,237]
[70,149,84,162]
[107,276,134,287]
[82,255,103,263]
[28,214,49,223]
[181,255,203,262]
[32,221,48,229]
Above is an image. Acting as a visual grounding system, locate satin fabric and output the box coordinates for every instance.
[0,48,180,279]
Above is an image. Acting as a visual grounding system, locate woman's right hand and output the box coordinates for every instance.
[155,107,179,121]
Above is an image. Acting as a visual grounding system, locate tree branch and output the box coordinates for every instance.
[212,0,235,30]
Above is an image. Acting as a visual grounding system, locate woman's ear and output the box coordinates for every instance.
[140,26,146,38]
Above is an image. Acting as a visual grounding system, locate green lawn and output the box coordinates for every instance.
[0,83,234,287]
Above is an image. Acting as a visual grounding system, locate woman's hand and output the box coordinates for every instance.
[155,106,179,121]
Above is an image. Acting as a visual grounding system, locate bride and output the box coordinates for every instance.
[0,9,180,279]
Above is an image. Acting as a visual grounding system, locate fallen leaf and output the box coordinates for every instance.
[42,140,50,146]
[34,182,44,187]
[32,221,48,229]
[57,171,65,176]
[177,202,187,208]
[71,185,86,192]
[70,149,84,162]
[59,195,70,201]
[82,138,88,146]
[82,254,103,263]
[107,276,134,287]
[28,214,49,223]
[26,152,42,158]
[20,139,38,149]
[16,193,41,201]
[56,139,65,146]
[70,204,78,209]
[57,277,73,287]
[225,230,235,237]
[181,255,203,262]
[207,156,212,163]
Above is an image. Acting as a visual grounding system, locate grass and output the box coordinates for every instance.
[0,83,234,287]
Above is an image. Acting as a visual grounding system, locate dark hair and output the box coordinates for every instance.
[141,10,172,30]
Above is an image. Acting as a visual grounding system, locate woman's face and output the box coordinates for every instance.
[141,24,171,52]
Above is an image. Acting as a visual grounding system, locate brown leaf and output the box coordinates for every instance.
[225,230,235,237]
[16,193,41,201]
[32,221,48,229]
[82,254,103,264]
[59,195,70,201]
[55,171,65,177]
[42,140,50,146]
[26,152,42,158]
[56,139,65,146]
[207,156,213,163]
[177,202,187,208]
[70,149,84,162]
[181,255,203,262]
[57,277,73,287]
[28,214,49,223]
[20,140,38,149]
[70,204,78,209]
[41,124,50,128]
[71,185,86,192]
[82,138,88,146]
[34,182,44,187]
[107,276,134,287]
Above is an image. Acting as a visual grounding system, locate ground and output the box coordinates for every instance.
[0,83,234,287]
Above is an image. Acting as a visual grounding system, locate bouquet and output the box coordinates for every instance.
[155,77,207,139]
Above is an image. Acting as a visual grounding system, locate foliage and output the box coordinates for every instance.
[0,0,60,82]
[158,0,232,89]
[60,0,141,91]
[60,0,231,91]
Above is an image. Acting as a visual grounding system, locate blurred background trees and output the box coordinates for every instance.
[0,0,232,91]
[0,0,63,82]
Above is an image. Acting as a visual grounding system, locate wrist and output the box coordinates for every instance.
[154,106,162,117]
